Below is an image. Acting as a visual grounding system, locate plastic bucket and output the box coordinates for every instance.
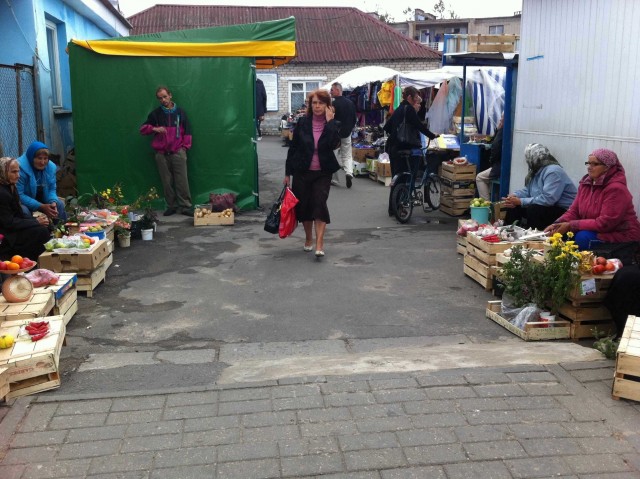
[470,206,491,224]
[141,229,153,241]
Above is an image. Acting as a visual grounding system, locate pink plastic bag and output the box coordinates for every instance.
[279,187,299,239]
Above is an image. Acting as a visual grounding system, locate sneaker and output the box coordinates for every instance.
[180,208,194,217]
[163,208,177,216]
[331,179,339,186]
[257,136,262,141]
[346,175,353,189]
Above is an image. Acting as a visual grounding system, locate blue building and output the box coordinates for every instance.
[0,0,129,160]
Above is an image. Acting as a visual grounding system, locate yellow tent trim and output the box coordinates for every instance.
[71,39,296,60]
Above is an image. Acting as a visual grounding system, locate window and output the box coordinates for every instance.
[419,30,430,44]
[489,25,504,34]
[45,21,62,108]
[288,80,320,113]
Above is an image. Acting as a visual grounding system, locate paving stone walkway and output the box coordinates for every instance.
[2,361,640,478]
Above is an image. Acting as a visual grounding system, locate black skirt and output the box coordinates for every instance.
[291,170,332,224]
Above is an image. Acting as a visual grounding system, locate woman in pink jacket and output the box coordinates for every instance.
[545,148,640,250]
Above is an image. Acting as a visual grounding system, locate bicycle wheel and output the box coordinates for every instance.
[389,173,411,214]
[425,175,442,210]
[393,184,413,223]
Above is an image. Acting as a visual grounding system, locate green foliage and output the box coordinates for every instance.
[501,245,544,307]
[593,329,619,360]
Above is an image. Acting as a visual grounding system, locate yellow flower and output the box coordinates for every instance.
[567,231,574,238]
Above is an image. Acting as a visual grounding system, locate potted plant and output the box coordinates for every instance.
[501,232,582,325]
[132,187,160,241]
[114,217,131,247]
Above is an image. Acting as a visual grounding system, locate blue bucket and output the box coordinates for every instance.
[470,206,491,224]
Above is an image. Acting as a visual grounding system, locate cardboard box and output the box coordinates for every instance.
[38,239,113,273]
[376,162,391,178]
[352,147,377,162]
[352,161,368,176]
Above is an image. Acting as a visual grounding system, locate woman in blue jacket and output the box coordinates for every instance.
[17,141,66,223]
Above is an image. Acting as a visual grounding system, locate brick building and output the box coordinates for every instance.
[127,6,441,134]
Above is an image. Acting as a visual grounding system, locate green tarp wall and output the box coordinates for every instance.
[68,48,256,209]
[68,18,296,210]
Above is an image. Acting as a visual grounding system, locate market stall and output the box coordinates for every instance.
[68,18,297,210]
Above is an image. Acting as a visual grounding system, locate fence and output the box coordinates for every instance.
[0,63,39,157]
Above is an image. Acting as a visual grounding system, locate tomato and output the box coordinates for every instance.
[595,256,607,266]
[592,264,606,275]
[605,261,616,271]
[0,262,7,271]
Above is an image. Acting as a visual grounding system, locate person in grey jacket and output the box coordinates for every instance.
[502,143,577,230]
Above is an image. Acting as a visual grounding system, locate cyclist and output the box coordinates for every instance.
[383,86,438,215]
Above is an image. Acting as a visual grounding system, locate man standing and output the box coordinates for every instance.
[256,78,267,140]
[476,115,503,201]
[330,82,357,188]
[140,86,193,216]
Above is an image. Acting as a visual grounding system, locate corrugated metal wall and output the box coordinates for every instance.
[513,0,640,211]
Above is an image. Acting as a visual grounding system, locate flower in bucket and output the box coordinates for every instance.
[114,217,131,238]
[132,187,160,229]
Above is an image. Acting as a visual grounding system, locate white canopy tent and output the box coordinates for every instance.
[321,66,400,90]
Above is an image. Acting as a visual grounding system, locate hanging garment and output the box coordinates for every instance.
[377,80,394,107]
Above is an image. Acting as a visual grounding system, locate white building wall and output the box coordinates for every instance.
[513,0,640,212]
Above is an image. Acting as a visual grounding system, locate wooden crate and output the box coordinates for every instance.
[440,162,477,181]
[376,175,392,187]
[34,273,78,325]
[77,253,113,298]
[557,302,615,340]
[0,366,9,400]
[467,34,519,53]
[0,317,65,386]
[441,194,472,210]
[613,315,640,401]
[464,254,493,290]
[38,239,113,273]
[441,183,475,197]
[441,205,469,217]
[456,235,467,255]
[0,291,54,323]
[194,210,235,226]
[486,300,571,341]
[568,275,613,306]
[7,371,61,399]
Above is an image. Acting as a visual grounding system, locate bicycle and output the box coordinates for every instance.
[390,144,445,224]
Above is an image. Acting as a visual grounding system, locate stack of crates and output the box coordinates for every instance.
[439,162,477,216]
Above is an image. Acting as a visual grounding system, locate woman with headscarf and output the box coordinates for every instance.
[17,141,66,223]
[502,143,577,230]
[0,157,51,261]
[285,89,341,258]
[544,148,640,250]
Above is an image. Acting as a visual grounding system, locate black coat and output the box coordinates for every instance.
[332,96,356,138]
[383,101,437,151]
[285,116,341,176]
[0,184,49,259]
[255,79,267,118]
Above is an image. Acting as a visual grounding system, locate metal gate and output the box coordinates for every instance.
[0,63,39,158]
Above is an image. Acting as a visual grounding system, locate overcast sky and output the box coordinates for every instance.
[118,0,523,22]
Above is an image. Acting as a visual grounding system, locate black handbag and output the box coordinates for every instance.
[264,186,286,234]
[396,105,420,147]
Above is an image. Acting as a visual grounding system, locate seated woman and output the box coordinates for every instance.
[502,143,577,230]
[0,157,51,261]
[544,149,640,250]
[17,141,67,224]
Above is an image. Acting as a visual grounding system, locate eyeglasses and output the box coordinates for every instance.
[585,161,605,167]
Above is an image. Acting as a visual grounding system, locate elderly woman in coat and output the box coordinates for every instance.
[17,141,66,223]
[544,148,640,250]
[502,143,577,230]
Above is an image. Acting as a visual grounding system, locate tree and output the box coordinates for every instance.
[433,0,445,19]
[403,7,414,20]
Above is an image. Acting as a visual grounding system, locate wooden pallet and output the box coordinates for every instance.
[0,291,54,323]
[486,300,571,341]
[613,315,640,401]
[77,253,113,298]
[557,302,616,340]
